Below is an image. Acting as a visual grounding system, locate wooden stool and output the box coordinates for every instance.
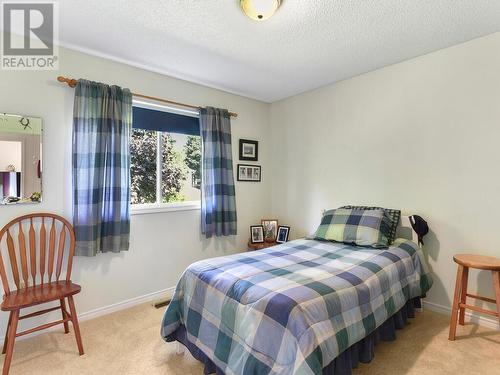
[449,254,500,340]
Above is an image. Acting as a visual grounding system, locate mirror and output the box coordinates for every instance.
[0,113,42,205]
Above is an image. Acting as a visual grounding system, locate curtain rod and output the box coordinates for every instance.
[56,76,238,118]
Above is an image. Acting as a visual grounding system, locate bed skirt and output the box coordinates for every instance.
[167,298,421,375]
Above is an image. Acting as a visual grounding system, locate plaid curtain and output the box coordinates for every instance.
[72,79,132,256]
[200,107,237,238]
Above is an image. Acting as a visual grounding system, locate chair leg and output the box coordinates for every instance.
[2,310,19,375]
[492,271,500,326]
[67,295,84,355]
[459,267,469,325]
[2,312,13,355]
[449,264,464,341]
[60,298,70,334]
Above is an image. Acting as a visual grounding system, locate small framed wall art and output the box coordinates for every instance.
[239,139,258,161]
[237,164,261,182]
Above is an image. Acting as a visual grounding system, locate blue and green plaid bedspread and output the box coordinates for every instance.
[161,238,433,374]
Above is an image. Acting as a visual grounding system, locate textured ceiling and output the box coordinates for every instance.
[58,1,500,102]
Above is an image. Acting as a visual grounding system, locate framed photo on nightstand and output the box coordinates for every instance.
[250,225,264,243]
[261,219,278,242]
[276,226,290,243]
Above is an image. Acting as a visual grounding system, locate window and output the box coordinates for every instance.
[130,101,201,212]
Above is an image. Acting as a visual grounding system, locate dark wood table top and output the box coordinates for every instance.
[247,240,277,251]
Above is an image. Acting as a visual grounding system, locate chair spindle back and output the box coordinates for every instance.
[0,213,76,295]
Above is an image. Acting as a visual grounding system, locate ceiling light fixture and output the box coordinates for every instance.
[240,0,281,21]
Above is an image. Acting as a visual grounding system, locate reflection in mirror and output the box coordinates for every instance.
[0,113,42,205]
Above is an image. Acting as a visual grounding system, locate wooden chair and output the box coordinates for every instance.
[449,253,500,340]
[0,213,84,375]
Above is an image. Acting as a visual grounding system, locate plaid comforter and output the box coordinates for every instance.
[161,238,433,375]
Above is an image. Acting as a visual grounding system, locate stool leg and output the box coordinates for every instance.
[459,267,469,325]
[492,271,500,325]
[449,264,464,341]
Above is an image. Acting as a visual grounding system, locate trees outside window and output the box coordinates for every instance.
[184,135,201,189]
[131,129,201,205]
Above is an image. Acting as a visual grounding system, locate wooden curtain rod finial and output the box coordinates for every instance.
[56,75,238,117]
[57,76,77,88]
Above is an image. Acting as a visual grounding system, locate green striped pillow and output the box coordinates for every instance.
[340,205,401,244]
[312,208,389,248]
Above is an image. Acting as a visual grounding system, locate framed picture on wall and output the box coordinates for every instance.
[239,139,258,161]
[237,164,261,182]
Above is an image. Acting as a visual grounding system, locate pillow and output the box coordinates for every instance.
[312,208,389,248]
[340,205,401,244]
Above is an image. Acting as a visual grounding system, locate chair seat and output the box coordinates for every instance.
[453,254,500,271]
[1,281,81,311]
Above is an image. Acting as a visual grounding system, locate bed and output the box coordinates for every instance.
[161,216,433,374]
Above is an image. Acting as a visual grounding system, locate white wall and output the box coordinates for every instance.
[270,32,500,320]
[0,46,271,336]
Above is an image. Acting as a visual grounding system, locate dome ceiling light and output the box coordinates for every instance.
[240,0,282,21]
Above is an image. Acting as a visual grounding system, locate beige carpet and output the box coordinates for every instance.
[1,303,499,374]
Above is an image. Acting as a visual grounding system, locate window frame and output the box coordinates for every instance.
[130,99,201,215]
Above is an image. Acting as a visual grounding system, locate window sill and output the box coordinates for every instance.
[131,201,201,215]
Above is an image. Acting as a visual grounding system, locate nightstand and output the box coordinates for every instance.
[247,240,278,251]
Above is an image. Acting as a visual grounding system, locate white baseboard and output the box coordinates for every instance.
[78,286,175,322]
[423,300,500,330]
[1,286,176,345]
